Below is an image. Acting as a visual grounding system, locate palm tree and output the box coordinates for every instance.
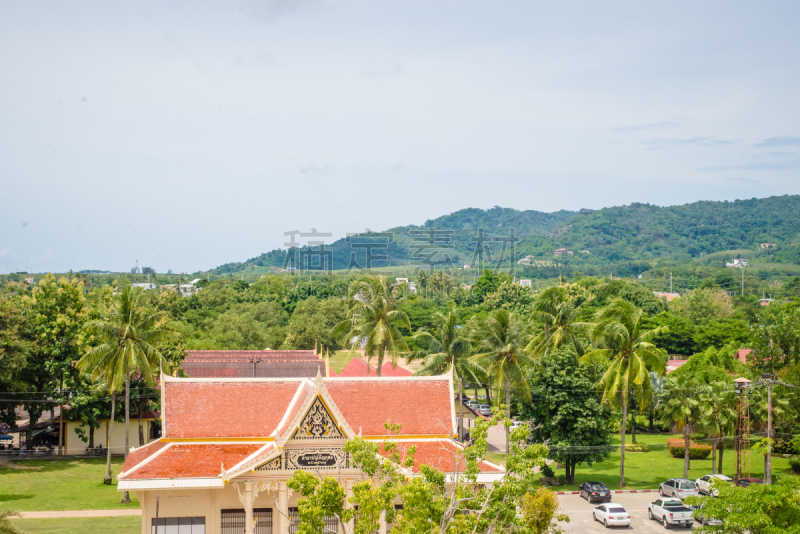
[661,373,702,479]
[333,276,410,376]
[581,298,667,487]
[78,285,174,503]
[470,309,534,454]
[526,285,588,358]
[411,308,485,440]
[698,382,738,475]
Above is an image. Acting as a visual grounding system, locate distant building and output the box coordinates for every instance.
[132,282,156,291]
[736,348,752,364]
[654,291,680,302]
[553,248,574,256]
[726,258,748,268]
[182,349,327,378]
[759,299,773,306]
[463,264,470,269]
[179,279,202,297]
[666,359,688,374]
[520,279,532,288]
[760,243,776,249]
[24,277,34,285]
[395,278,417,293]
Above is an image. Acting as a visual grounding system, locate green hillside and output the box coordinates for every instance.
[210,207,575,274]
[519,195,800,265]
[210,195,800,275]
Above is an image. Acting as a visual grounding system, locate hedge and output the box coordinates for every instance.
[667,439,712,459]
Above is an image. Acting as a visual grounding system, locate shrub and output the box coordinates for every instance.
[789,458,800,474]
[667,439,712,459]
[541,464,555,478]
[556,474,567,486]
[625,443,650,452]
[773,437,795,455]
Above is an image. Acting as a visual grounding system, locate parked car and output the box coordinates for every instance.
[579,481,611,503]
[659,478,699,499]
[736,478,764,487]
[648,498,694,528]
[695,474,732,496]
[693,504,723,527]
[477,405,492,416]
[592,503,631,528]
[465,399,480,409]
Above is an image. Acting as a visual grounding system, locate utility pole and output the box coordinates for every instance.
[742,268,744,296]
[670,272,672,293]
[752,373,798,484]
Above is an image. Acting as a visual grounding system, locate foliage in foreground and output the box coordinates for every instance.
[287,417,568,534]
[686,475,800,534]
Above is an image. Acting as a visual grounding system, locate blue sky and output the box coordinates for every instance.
[1,0,799,273]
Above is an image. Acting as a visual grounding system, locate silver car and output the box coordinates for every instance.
[477,404,493,416]
[659,478,699,499]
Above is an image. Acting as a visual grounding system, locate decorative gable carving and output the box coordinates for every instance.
[255,456,282,471]
[292,397,344,440]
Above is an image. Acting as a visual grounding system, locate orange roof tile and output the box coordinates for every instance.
[325,378,453,436]
[379,441,501,473]
[123,439,169,473]
[164,381,303,438]
[122,444,263,480]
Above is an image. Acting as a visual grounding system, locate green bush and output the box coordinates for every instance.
[541,464,555,478]
[789,458,800,474]
[625,443,650,452]
[667,439,712,459]
[773,437,795,455]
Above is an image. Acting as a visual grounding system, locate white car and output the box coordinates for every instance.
[695,474,732,496]
[648,498,694,528]
[659,478,699,500]
[592,503,631,528]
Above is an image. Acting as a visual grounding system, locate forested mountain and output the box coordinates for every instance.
[211,195,800,274]
[211,207,575,274]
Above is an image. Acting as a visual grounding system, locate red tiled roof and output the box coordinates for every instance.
[666,360,688,373]
[164,381,303,438]
[326,378,453,436]
[122,444,263,480]
[184,350,317,361]
[274,382,314,437]
[379,441,501,473]
[123,439,169,472]
[737,349,752,364]
[336,357,412,377]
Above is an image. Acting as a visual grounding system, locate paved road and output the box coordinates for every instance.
[558,493,697,533]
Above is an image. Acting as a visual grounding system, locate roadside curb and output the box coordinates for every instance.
[556,489,659,495]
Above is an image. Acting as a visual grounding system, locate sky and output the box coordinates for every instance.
[1,0,799,274]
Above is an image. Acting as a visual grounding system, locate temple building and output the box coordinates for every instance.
[119,370,503,534]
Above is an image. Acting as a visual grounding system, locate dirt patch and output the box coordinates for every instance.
[0,459,44,470]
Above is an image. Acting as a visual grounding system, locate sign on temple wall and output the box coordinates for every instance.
[255,448,349,472]
[291,397,344,440]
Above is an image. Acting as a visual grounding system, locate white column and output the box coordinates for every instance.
[378,510,387,534]
[245,481,254,534]
[343,479,353,534]
[278,479,289,534]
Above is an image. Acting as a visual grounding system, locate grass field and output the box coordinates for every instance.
[328,350,355,373]
[11,516,141,534]
[0,457,138,511]
[551,433,797,491]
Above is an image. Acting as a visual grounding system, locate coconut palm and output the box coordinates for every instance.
[470,309,534,453]
[526,285,588,358]
[333,276,410,376]
[698,382,738,475]
[411,308,485,440]
[581,298,668,487]
[78,284,174,502]
[661,373,703,479]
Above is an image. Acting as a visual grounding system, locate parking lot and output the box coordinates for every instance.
[558,493,697,533]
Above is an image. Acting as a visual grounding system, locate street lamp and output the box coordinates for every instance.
[249,359,261,378]
[734,377,751,481]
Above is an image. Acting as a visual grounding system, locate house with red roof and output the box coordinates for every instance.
[118,370,502,534]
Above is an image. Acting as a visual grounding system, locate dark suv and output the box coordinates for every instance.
[579,481,611,503]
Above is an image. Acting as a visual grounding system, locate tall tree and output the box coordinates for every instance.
[521,347,614,484]
[661,373,703,479]
[471,309,534,454]
[411,308,484,440]
[333,276,410,376]
[698,381,738,475]
[581,298,667,487]
[526,284,588,358]
[78,284,174,502]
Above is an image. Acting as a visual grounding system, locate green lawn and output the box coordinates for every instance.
[0,458,139,511]
[12,516,140,534]
[327,350,355,373]
[551,433,798,491]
